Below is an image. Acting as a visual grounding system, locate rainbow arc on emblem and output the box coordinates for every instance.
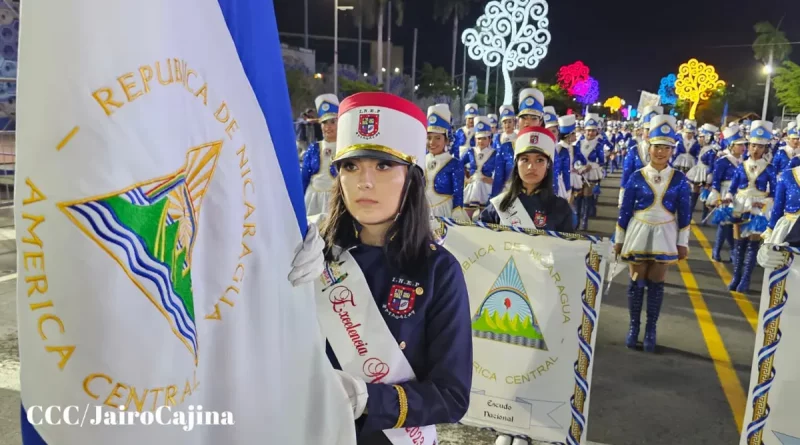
[60,141,223,362]
[471,256,548,350]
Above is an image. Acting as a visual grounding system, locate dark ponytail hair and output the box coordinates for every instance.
[498,155,556,214]
[320,165,433,274]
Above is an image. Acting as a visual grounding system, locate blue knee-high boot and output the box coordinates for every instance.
[643,281,665,353]
[728,238,748,290]
[724,225,735,260]
[580,196,591,230]
[690,192,700,215]
[736,241,761,293]
[626,279,646,349]
[575,196,584,229]
[712,225,726,262]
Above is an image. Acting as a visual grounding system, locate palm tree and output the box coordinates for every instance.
[752,20,792,66]
[752,19,791,118]
[433,0,475,85]
[355,0,403,86]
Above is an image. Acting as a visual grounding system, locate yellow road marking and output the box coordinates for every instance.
[56,126,80,151]
[677,257,746,434]
[689,222,758,332]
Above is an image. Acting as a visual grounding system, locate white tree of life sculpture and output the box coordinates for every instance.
[461,0,551,106]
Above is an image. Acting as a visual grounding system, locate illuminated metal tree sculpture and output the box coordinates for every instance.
[573,76,599,106]
[557,61,589,96]
[462,0,551,105]
[675,59,725,119]
[603,96,622,113]
[658,73,678,106]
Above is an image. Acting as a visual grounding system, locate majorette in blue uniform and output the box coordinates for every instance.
[492,89,545,198]
[782,123,800,173]
[490,105,517,199]
[707,125,747,262]
[771,124,795,174]
[574,113,606,231]
[556,115,581,197]
[543,106,568,199]
[494,104,518,148]
[425,104,468,221]
[463,116,498,212]
[314,92,472,444]
[425,104,469,221]
[619,105,663,207]
[435,102,455,156]
[301,93,340,216]
[615,115,692,352]
[763,165,800,247]
[724,120,777,293]
[488,113,499,136]
[453,102,478,158]
[673,119,700,173]
[686,123,720,218]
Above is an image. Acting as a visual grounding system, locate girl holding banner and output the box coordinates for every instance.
[724,121,777,293]
[478,126,575,232]
[614,115,692,352]
[290,92,473,445]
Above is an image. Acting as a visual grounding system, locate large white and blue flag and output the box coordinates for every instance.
[16,0,355,443]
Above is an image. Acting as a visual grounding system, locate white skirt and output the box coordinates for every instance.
[582,163,604,182]
[673,153,696,170]
[571,172,585,191]
[732,194,771,219]
[621,217,679,263]
[464,175,492,207]
[686,164,710,184]
[305,190,330,217]
[763,216,798,244]
[706,181,731,206]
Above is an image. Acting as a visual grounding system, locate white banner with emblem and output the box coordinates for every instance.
[740,249,800,445]
[433,219,607,444]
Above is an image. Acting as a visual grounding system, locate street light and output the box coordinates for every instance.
[763,64,773,75]
[333,2,354,96]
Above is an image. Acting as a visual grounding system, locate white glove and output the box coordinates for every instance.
[757,244,788,269]
[335,370,368,419]
[287,223,325,287]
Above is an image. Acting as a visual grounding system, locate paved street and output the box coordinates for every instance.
[438,171,758,445]
[0,175,759,444]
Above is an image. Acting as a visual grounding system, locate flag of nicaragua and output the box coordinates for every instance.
[16,0,355,443]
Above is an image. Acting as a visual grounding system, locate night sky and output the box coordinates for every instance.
[275,0,800,109]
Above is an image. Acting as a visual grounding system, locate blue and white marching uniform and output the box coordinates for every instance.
[556,115,580,199]
[425,104,467,220]
[301,93,340,216]
[726,121,777,293]
[709,126,746,262]
[463,117,498,208]
[764,166,800,244]
[616,115,690,353]
[452,102,478,158]
[618,105,662,206]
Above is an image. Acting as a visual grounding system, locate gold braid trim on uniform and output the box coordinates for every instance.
[392,385,409,428]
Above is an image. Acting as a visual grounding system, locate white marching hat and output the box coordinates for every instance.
[543,106,559,128]
[334,92,427,169]
[683,119,697,132]
[749,120,773,145]
[499,105,515,121]
[518,88,545,117]
[515,126,557,161]
[640,105,664,128]
[426,104,451,135]
[699,123,719,136]
[488,114,499,127]
[648,115,678,146]
[474,116,493,138]
[722,125,746,146]
[315,93,340,122]
[584,113,602,130]
[558,115,577,135]
[464,103,479,117]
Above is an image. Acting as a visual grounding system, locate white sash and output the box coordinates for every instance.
[315,248,437,445]
[489,192,535,228]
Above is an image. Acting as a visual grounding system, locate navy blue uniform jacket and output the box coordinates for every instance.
[326,243,473,444]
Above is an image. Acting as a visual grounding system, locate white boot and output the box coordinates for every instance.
[494,435,513,445]
[511,438,530,445]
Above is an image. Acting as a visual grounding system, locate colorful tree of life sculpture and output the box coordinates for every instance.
[573,76,599,106]
[557,61,590,95]
[462,0,551,105]
[658,73,678,106]
[603,96,622,113]
[674,59,725,119]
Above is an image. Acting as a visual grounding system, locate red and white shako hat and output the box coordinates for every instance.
[334,92,427,169]
[514,126,556,161]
